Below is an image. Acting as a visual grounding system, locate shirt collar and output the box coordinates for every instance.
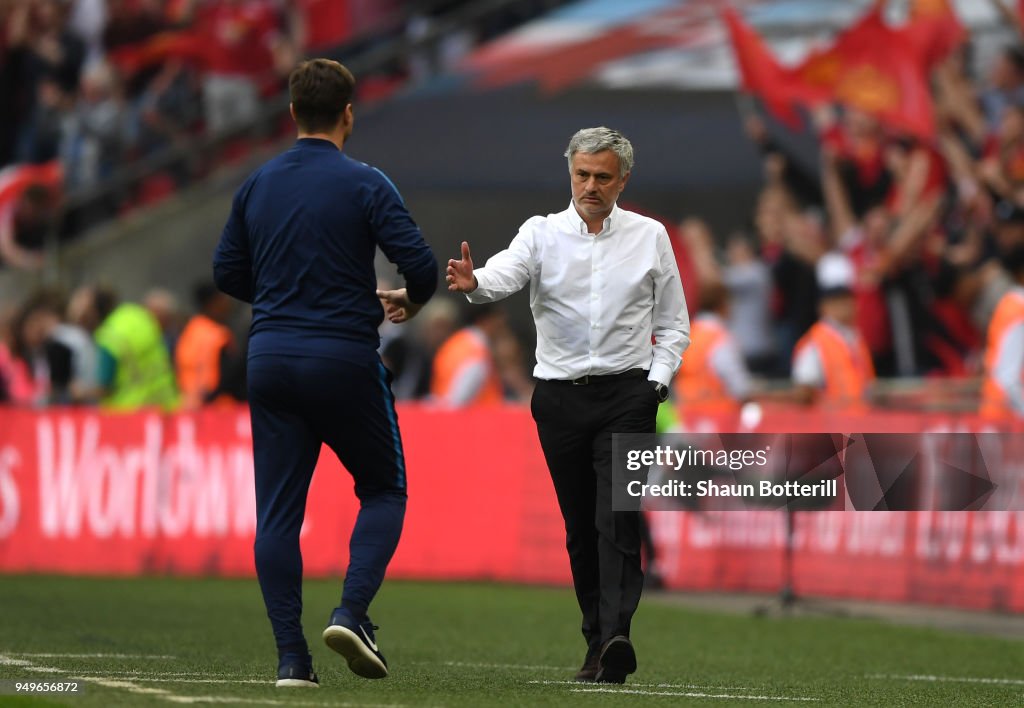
[566,201,618,235]
[295,137,340,151]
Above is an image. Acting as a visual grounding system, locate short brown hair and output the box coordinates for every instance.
[289,59,355,133]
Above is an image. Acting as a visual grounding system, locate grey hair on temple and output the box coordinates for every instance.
[564,127,634,178]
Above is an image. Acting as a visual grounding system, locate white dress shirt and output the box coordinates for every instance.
[466,202,690,385]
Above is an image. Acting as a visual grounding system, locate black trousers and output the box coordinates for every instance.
[530,373,659,653]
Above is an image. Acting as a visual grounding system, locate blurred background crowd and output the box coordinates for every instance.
[3,0,1024,418]
[0,0,557,251]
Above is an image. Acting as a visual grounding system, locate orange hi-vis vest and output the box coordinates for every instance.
[676,316,739,413]
[980,289,1024,419]
[175,314,234,408]
[431,327,503,405]
[793,320,875,409]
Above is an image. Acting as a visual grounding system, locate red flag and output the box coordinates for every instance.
[830,41,936,139]
[0,162,63,212]
[904,0,967,67]
[467,4,700,93]
[108,31,211,76]
[791,2,888,101]
[722,8,807,128]
[726,4,936,139]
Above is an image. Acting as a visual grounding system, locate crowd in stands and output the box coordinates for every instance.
[679,1,1024,401]
[0,0,558,270]
[0,0,315,265]
[0,0,311,178]
[9,1,1024,416]
[0,283,535,410]
[0,281,246,408]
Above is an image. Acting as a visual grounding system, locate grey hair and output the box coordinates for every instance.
[564,127,634,177]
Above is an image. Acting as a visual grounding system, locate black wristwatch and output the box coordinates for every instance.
[651,381,670,403]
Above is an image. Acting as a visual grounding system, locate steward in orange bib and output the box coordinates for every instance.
[980,247,1024,420]
[175,282,245,409]
[430,304,505,406]
[675,282,751,413]
[792,253,875,409]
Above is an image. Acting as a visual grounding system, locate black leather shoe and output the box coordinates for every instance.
[574,648,600,682]
[595,635,637,684]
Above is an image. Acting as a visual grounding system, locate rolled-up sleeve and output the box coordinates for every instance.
[648,228,690,386]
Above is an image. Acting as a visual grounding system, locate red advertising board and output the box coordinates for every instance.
[1,405,1023,613]
[0,406,568,583]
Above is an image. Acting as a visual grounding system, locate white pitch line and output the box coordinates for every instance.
[86,678,174,696]
[71,675,267,685]
[161,700,318,707]
[74,676,412,707]
[868,673,1024,686]
[14,652,177,659]
[160,698,407,707]
[0,651,399,708]
[0,657,33,666]
[437,661,577,671]
[0,655,66,673]
[530,679,758,691]
[571,687,820,701]
[71,671,243,678]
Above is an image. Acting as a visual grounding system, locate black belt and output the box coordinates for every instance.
[546,369,648,386]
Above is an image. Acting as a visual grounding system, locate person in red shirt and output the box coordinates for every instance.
[819,108,892,218]
[192,0,291,133]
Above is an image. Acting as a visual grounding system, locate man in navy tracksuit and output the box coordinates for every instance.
[213,59,437,687]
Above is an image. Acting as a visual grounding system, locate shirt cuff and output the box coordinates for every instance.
[465,272,490,303]
[648,363,674,388]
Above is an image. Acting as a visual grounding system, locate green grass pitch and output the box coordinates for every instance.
[0,576,1021,706]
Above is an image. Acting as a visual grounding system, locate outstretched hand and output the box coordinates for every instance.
[377,287,422,324]
[446,241,477,293]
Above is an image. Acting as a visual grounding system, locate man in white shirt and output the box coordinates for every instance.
[446,127,690,684]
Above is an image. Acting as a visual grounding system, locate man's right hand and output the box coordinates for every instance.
[377,288,422,324]
[446,241,477,292]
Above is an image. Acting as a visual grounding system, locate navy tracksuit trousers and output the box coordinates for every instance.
[247,353,407,657]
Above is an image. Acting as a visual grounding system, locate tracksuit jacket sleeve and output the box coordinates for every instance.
[368,168,438,305]
[213,184,255,304]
